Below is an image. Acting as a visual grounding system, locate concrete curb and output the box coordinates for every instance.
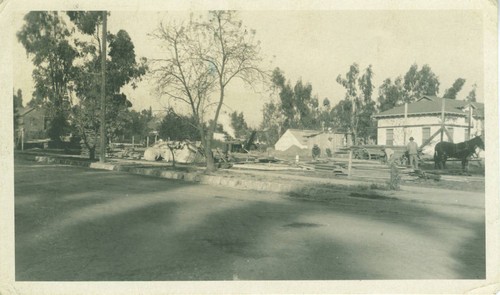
[34,156,92,167]
[96,164,373,194]
[22,153,483,207]
[27,153,309,193]
[89,162,116,170]
[198,175,297,193]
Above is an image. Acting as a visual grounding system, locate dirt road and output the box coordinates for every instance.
[14,158,485,280]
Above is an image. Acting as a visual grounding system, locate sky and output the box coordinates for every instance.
[13,10,484,128]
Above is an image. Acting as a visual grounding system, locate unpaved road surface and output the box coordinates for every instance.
[15,158,485,280]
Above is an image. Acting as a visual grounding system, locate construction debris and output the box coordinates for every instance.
[408,169,441,181]
[143,141,205,163]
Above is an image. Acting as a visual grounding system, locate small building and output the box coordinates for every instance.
[274,129,349,155]
[17,106,49,141]
[373,96,484,154]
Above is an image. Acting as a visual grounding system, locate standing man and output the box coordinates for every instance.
[407,137,419,170]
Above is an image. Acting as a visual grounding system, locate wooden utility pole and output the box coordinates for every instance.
[440,98,445,142]
[99,11,107,163]
[403,102,408,145]
[468,105,472,140]
[347,149,353,178]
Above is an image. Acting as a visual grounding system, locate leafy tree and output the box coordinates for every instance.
[230,111,249,139]
[208,120,226,134]
[13,89,23,110]
[466,83,477,102]
[357,99,377,142]
[158,109,201,141]
[403,64,440,102]
[13,89,24,143]
[443,78,466,99]
[377,77,405,112]
[270,67,321,130]
[270,68,295,130]
[318,108,333,132]
[378,64,440,111]
[330,99,352,136]
[335,63,376,144]
[17,12,77,143]
[69,12,147,159]
[359,65,374,102]
[119,108,155,142]
[259,101,284,145]
[322,97,330,108]
[152,11,265,171]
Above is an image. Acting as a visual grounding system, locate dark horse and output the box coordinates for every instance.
[434,136,484,170]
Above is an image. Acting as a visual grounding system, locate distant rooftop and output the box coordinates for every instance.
[373,96,484,119]
[18,106,36,116]
[286,129,346,145]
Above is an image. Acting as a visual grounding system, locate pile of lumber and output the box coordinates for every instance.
[108,147,144,160]
[232,163,305,171]
[406,169,441,181]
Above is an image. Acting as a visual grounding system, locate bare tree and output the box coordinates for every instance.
[151,11,265,171]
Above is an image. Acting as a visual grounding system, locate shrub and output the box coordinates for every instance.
[387,161,401,190]
[325,148,332,158]
[312,144,321,159]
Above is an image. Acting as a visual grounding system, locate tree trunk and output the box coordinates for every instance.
[89,147,96,161]
[199,125,216,172]
[350,97,357,145]
[204,137,216,172]
[350,125,357,145]
[168,146,176,168]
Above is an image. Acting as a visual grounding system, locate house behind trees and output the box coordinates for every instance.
[16,107,49,142]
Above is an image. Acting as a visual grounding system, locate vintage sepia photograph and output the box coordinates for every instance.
[1,0,498,294]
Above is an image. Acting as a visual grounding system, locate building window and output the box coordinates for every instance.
[386,129,393,146]
[422,127,431,143]
[447,127,454,142]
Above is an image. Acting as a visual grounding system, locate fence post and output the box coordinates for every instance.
[347,149,353,177]
[468,106,472,140]
[440,98,445,142]
[404,102,408,145]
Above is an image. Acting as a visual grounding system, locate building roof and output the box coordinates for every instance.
[286,129,322,146]
[373,96,484,119]
[18,106,36,116]
[286,129,346,145]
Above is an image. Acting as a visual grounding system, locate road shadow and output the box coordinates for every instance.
[14,160,486,281]
[451,220,485,279]
[15,159,198,235]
